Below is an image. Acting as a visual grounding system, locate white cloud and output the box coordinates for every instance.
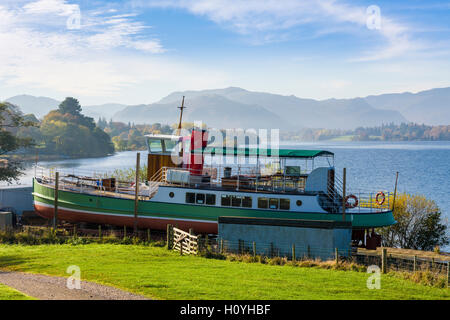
[0,1,182,98]
[23,0,78,16]
[135,0,417,60]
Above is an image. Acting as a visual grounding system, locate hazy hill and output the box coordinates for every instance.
[364,87,450,125]
[4,95,125,121]
[6,86,449,129]
[5,95,60,118]
[82,103,128,120]
[113,94,288,129]
[146,87,406,129]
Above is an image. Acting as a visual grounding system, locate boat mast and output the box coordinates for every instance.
[176,96,186,136]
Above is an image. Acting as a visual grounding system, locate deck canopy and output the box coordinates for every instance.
[193,147,334,159]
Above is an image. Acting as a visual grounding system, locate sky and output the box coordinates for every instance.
[0,0,450,105]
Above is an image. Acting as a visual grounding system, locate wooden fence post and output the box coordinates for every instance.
[123,225,127,239]
[381,248,387,274]
[220,239,224,254]
[166,224,173,249]
[335,248,339,265]
[292,244,296,261]
[270,243,274,258]
[98,225,102,238]
[73,225,77,237]
[133,152,140,234]
[252,241,256,257]
[307,245,311,259]
[147,229,151,243]
[413,255,417,272]
[447,262,449,288]
[53,172,59,229]
[180,239,183,255]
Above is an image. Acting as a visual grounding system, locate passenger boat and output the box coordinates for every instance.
[32,102,396,248]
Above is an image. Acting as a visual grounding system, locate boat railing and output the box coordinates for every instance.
[157,165,308,194]
[33,165,151,198]
[325,171,393,213]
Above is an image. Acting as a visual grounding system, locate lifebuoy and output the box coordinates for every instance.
[345,194,358,209]
[376,191,385,205]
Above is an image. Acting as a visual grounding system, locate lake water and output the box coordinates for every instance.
[4,140,450,229]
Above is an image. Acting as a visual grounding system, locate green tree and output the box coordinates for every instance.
[40,102,114,157]
[379,194,449,250]
[0,102,35,182]
[58,97,82,115]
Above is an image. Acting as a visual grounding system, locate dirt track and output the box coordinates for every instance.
[0,271,150,300]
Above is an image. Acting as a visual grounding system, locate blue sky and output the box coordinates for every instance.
[0,0,449,105]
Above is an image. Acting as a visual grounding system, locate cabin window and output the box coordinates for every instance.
[169,192,174,198]
[231,196,242,207]
[221,195,231,206]
[258,197,268,209]
[196,193,205,204]
[280,199,290,210]
[269,198,279,209]
[164,140,178,153]
[186,192,195,204]
[242,196,252,208]
[206,194,216,205]
[148,139,163,153]
[296,200,303,207]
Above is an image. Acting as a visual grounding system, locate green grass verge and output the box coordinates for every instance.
[0,284,34,300]
[0,244,448,300]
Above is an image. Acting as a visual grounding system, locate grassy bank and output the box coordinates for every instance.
[0,284,33,300]
[0,244,448,300]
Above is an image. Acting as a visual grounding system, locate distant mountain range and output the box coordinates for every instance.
[4,95,126,120]
[4,87,450,129]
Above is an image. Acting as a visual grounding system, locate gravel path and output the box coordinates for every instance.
[0,271,150,300]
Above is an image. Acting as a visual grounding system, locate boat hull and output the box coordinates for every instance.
[34,200,218,233]
[32,178,396,233]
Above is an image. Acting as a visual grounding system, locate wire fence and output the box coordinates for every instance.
[192,236,450,281]
[354,250,450,275]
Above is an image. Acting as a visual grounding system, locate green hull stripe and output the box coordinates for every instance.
[33,179,396,228]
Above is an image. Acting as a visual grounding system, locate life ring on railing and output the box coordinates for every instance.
[345,194,358,209]
[376,191,385,205]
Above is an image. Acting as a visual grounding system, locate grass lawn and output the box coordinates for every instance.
[0,244,449,300]
[0,284,34,300]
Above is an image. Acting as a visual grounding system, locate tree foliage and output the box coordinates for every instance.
[379,194,449,251]
[103,120,173,151]
[38,98,114,157]
[0,102,35,182]
[58,97,82,115]
[281,123,450,142]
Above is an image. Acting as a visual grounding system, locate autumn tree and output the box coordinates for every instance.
[379,194,448,250]
[0,102,35,182]
[40,98,114,157]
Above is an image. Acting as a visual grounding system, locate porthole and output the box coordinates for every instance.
[169,192,175,198]
[296,200,302,206]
